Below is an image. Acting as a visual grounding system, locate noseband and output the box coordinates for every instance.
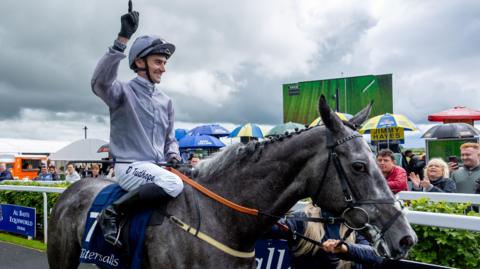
[313,131,403,249]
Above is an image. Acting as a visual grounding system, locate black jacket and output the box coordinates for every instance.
[413,177,456,193]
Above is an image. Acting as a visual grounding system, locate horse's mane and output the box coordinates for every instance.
[196,127,313,178]
[196,120,357,178]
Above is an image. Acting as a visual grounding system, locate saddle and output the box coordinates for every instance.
[80,184,168,269]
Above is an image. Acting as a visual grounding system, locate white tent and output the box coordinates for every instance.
[49,138,108,161]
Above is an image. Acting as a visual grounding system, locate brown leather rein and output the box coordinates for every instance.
[167,167,259,216]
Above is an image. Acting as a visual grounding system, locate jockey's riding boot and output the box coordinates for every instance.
[98,183,173,248]
[98,188,141,248]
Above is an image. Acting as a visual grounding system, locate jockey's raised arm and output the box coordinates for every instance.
[92,9,183,248]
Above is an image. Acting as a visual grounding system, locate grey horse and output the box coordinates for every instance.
[47,97,417,268]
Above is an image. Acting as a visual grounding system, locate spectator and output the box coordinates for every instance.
[49,166,60,181]
[264,203,383,269]
[409,158,456,192]
[90,164,102,179]
[449,142,480,193]
[189,156,200,167]
[65,163,81,183]
[376,149,408,194]
[404,150,425,179]
[0,163,13,181]
[36,165,53,181]
[105,166,116,181]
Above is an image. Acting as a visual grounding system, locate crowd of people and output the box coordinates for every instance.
[378,142,480,195]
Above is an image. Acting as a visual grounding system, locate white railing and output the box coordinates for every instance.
[0,184,67,244]
[404,209,480,231]
[1,186,480,243]
[397,191,480,232]
[398,191,480,204]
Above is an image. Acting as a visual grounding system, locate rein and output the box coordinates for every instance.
[166,167,259,216]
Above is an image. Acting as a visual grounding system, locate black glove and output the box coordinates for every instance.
[119,11,139,39]
[167,158,180,169]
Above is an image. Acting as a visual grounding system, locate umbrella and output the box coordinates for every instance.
[359,113,418,134]
[421,123,480,139]
[178,135,225,148]
[228,123,266,138]
[97,143,109,153]
[188,124,230,137]
[267,122,306,136]
[309,112,353,128]
[428,106,480,122]
[175,129,188,141]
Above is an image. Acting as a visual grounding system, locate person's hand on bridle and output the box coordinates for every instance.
[321,239,348,254]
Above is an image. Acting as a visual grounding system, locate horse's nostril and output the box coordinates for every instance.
[399,235,414,249]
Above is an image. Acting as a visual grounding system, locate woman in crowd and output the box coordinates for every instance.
[264,203,383,269]
[409,158,456,193]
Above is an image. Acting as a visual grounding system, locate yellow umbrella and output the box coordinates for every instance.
[359,113,418,134]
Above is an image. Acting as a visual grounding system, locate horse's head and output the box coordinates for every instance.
[308,96,417,260]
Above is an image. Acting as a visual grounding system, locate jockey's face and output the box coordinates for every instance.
[135,54,167,84]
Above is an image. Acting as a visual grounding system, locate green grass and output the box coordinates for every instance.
[0,232,46,251]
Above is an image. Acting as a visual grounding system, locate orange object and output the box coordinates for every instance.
[167,167,259,216]
[3,155,48,180]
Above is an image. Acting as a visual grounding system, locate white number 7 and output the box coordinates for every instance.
[85,212,100,242]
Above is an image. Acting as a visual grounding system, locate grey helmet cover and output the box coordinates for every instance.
[128,35,176,70]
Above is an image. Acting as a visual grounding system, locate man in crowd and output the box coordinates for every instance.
[91,164,102,179]
[449,142,480,193]
[376,149,408,194]
[49,165,60,180]
[0,163,13,181]
[404,149,425,179]
[36,165,53,181]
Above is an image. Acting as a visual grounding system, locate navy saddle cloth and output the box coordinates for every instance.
[79,184,155,269]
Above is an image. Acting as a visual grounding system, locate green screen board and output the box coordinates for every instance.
[426,138,479,163]
[283,74,393,125]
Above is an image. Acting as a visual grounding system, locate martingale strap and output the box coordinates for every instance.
[169,215,255,258]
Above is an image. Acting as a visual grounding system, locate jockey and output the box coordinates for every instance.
[91,10,183,248]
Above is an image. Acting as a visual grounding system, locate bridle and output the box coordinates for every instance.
[311,130,404,254]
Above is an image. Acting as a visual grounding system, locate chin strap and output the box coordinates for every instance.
[136,57,155,84]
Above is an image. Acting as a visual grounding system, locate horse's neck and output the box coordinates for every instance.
[194,130,324,244]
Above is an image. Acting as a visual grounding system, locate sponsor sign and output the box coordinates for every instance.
[255,240,291,269]
[0,204,36,237]
[371,127,405,142]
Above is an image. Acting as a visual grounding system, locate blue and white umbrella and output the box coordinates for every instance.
[188,124,230,137]
[178,135,225,149]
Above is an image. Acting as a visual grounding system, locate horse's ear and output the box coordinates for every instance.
[318,95,344,133]
[349,100,373,128]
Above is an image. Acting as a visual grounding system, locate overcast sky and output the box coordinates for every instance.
[0,0,479,147]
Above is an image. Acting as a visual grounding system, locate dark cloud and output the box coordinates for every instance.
[0,0,479,141]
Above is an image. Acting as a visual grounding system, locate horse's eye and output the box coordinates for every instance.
[352,162,367,173]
